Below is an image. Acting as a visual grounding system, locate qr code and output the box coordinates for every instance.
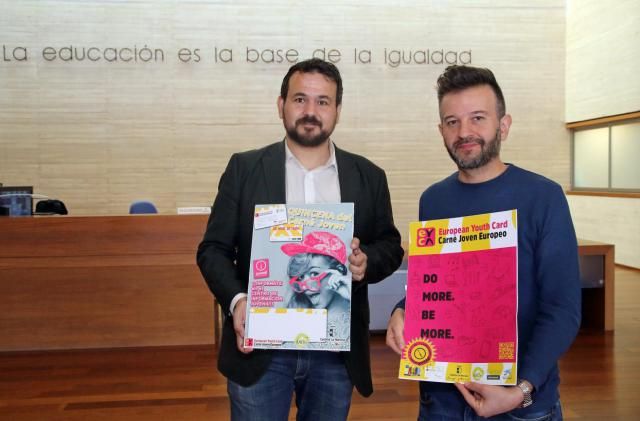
[499,342,515,360]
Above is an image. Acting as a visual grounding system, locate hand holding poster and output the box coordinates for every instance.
[399,210,518,385]
[244,203,354,351]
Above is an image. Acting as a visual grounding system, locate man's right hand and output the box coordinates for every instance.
[385,308,405,355]
[232,297,253,354]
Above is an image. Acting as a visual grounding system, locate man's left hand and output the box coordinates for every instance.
[455,382,524,418]
[349,237,367,282]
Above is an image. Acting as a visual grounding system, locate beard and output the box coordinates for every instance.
[284,115,333,147]
[446,129,502,170]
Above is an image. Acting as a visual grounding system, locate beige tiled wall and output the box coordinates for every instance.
[0,1,569,235]
[566,0,639,268]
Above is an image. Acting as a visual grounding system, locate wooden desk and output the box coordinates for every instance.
[578,239,615,332]
[0,214,216,351]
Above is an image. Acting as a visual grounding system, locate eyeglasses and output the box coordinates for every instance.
[289,272,329,293]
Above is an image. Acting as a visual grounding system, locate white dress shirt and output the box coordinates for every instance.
[284,140,341,205]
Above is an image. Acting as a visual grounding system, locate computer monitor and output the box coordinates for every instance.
[0,186,33,216]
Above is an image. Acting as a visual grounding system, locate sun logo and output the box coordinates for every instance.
[404,338,437,366]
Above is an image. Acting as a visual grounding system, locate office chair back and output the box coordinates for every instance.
[129,200,158,214]
[35,199,68,215]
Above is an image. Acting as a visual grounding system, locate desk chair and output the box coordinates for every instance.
[129,200,158,214]
[35,199,68,215]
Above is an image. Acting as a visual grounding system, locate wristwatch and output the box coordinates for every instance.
[517,379,534,408]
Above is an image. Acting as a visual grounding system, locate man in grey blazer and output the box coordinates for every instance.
[197,58,404,421]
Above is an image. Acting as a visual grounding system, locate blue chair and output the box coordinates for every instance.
[129,200,158,214]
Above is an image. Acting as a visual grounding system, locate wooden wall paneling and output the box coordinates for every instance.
[0,215,216,351]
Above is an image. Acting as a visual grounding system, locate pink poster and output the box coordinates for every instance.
[399,210,518,385]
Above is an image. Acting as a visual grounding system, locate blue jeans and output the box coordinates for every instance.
[418,389,563,421]
[227,350,353,421]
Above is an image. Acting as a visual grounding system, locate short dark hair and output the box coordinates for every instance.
[436,65,506,118]
[280,58,343,106]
